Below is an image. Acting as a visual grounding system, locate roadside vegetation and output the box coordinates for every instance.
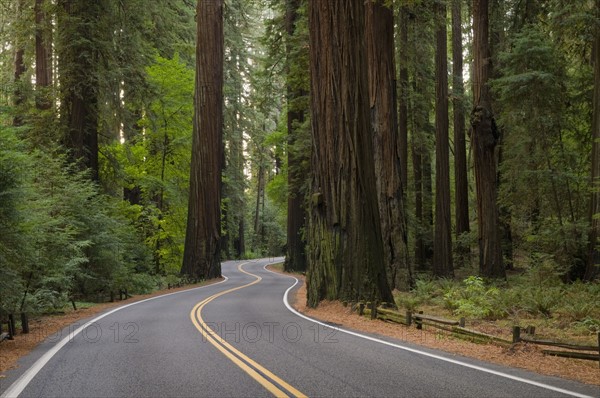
[395,258,600,345]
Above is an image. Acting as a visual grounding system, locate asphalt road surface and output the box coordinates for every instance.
[1,258,598,398]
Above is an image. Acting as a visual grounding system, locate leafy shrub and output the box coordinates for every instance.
[571,317,600,335]
[444,276,504,319]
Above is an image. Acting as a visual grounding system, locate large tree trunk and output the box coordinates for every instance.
[586,0,600,281]
[412,131,425,270]
[58,0,99,181]
[452,0,470,239]
[181,0,224,280]
[397,5,410,194]
[284,0,307,272]
[307,0,393,307]
[13,0,26,127]
[471,0,504,279]
[35,0,52,110]
[433,1,453,278]
[253,162,265,252]
[365,0,411,290]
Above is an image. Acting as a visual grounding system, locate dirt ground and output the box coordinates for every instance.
[281,269,600,387]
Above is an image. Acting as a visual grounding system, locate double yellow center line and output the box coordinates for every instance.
[190,263,306,398]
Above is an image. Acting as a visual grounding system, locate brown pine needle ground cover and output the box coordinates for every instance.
[268,264,600,387]
[0,278,223,375]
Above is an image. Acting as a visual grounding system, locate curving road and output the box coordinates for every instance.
[1,258,598,398]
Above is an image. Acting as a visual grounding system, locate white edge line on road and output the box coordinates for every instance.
[263,264,595,398]
[0,276,229,398]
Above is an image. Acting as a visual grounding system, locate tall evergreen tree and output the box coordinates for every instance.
[586,0,600,281]
[306,0,393,307]
[433,1,453,278]
[365,0,411,289]
[57,0,103,181]
[35,0,52,111]
[284,0,308,272]
[471,0,504,279]
[397,5,410,195]
[452,0,470,242]
[181,0,224,280]
[409,5,434,271]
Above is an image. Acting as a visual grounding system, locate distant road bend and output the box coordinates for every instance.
[1,258,598,398]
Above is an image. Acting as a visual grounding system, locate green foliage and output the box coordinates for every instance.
[0,122,152,315]
[493,24,590,278]
[100,54,193,276]
[443,276,503,319]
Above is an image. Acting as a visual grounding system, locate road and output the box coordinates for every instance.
[1,258,598,398]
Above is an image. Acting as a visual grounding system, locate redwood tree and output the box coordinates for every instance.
[471,0,504,279]
[365,0,411,290]
[181,0,224,280]
[13,0,25,127]
[306,0,393,307]
[58,0,100,180]
[35,0,52,110]
[433,1,453,278]
[452,0,470,240]
[397,5,410,194]
[284,0,307,272]
[586,0,600,281]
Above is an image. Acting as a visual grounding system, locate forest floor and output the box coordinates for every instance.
[266,264,600,387]
[0,278,224,375]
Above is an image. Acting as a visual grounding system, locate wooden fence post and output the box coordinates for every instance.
[20,312,29,334]
[359,303,365,316]
[459,317,465,328]
[370,302,377,320]
[8,314,15,339]
[512,326,521,343]
[416,311,423,330]
[406,311,412,327]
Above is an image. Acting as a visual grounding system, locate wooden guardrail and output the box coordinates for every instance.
[0,312,30,343]
[352,301,600,367]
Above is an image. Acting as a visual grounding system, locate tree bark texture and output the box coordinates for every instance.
[58,0,99,181]
[471,0,504,279]
[13,0,26,127]
[433,2,453,278]
[307,0,393,307]
[365,0,411,290]
[181,0,224,280]
[285,0,307,272]
[410,12,434,271]
[397,5,410,194]
[452,0,470,238]
[586,0,600,281]
[35,0,52,110]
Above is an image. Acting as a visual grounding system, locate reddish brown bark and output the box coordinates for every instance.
[471,0,504,279]
[452,0,470,239]
[35,0,52,110]
[365,0,411,290]
[285,0,307,272]
[181,0,224,280]
[13,0,26,127]
[433,2,453,278]
[398,6,410,193]
[57,0,99,180]
[307,0,393,307]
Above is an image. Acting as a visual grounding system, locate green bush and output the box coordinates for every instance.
[443,276,504,319]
